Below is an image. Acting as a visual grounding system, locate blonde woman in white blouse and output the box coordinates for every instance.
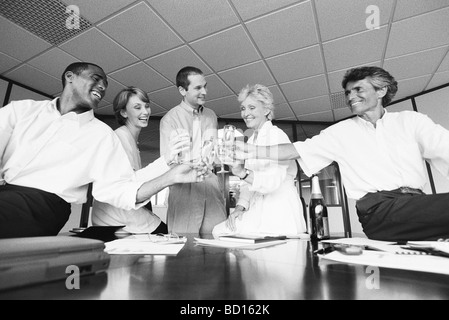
[92,87,189,234]
[212,84,307,236]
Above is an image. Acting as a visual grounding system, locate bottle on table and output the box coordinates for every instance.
[309,174,330,240]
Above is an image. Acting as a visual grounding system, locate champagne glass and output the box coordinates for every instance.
[216,138,228,173]
[217,125,236,173]
[223,124,236,147]
[174,128,192,164]
[200,138,215,168]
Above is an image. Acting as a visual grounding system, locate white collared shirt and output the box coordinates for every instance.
[0,98,144,210]
[295,110,449,200]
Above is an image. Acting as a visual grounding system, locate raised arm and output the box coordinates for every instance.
[234,141,300,161]
[135,164,205,203]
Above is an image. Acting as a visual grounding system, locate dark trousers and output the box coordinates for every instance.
[0,184,71,238]
[356,188,449,242]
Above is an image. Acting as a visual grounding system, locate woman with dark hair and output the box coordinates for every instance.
[92,87,189,234]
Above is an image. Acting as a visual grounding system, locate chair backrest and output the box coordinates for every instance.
[79,183,154,228]
[79,182,93,228]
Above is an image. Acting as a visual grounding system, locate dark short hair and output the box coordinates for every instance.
[341,66,398,106]
[176,66,203,90]
[61,62,104,87]
[113,87,150,126]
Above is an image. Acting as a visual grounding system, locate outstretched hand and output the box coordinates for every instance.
[233,141,256,161]
[170,163,207,184]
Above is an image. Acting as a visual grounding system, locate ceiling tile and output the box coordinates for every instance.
[268,85,287,104]
[60,0,136,23]
[218,61,275,93]
[394,0,449,21]
[323,26,388,72]
[315,0,393,41]
[8,84,53,102]
[219,111,241,119]
[291,95,332,116]
[298,110,334,122]
[145,46,212,81]
[0,52,21,74]
[327,61,381,93]
[427,71,449,90]
[0,16,51,61]
[98,2,182,59]
[204,74,234,100]
[101,77,127,105]
[266,45,324,83]
[109,62,172,92]
[436,51,449,72]
[394,75,432,100]
[206,95,240,117]
[147,0,239,41]
[273,103,296,120]
[27,48,80,79]
[5,64,61,96]
[95,103,114,115]
[148,103,168,116]
[148,86,180,110]
[386,7,449,58]
[383,46,449,80]
[246,2,317,57]
[59,28,139,73]
[280,74,329,101]
[190,25,260,72]
[333,107,353,122]
[231,0,303,21]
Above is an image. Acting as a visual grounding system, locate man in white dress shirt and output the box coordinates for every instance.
[235,66,449,242]
[0,62,204,238]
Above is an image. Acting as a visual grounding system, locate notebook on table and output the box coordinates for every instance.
[0,236,110,291]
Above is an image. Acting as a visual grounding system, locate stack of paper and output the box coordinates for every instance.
[218,234,287,243]
[194,237,287,250]
[105,235,186,255]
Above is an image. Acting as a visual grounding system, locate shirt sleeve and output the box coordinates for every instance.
[249,127,292,194]
[0,103,15,173]
[114,128,135,168]
[294,128,336,177]
[90,132,148,210]
[135,157,170,183]
[159,116,174,158]
[413,112,449,179]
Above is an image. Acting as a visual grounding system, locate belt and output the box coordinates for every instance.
[396,187,425,195]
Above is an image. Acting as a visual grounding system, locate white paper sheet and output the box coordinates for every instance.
[319,249,449,275]
[105,236,186,255]
[194,237,287,250]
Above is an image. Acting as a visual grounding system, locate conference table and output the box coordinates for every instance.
[1,234,449,302]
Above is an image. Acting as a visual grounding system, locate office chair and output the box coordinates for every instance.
[79,182,154,228]
[79,182,93,228]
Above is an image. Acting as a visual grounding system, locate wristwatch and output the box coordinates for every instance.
[240,169,250,180]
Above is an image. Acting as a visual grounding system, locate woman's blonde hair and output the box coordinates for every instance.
[238,84,275,120]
